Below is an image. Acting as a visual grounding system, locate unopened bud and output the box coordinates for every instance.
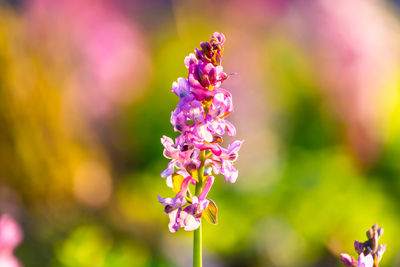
[354,240,364,254]
[195,48,204,60]
[377,227,384,239]
[200,42,212,58]
[366,229,373,240]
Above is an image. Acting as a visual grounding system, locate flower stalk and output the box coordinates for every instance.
[193,217,202,267]
[193,150,205,267]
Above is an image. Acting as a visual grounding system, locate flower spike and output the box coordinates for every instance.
[340,223,386,267]
[159,32,242,233]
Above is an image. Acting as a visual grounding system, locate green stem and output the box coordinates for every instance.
[193,150,205,267]
[193,220,202,267]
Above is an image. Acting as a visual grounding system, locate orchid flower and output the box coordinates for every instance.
[158,176,193,232]
[177,176,214,231]
[158,32,242,267]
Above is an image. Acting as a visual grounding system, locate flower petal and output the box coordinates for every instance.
[161,160,176,178]
[340,253,356,266]
[199,176,214,200]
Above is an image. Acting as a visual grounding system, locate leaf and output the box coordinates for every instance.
[172,173,184,194]
[203,199,218,225]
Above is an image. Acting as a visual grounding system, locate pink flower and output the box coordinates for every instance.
[160,136,200,186]
[0,215,22,252]
[159,32,242,232]
[194,32,226,66]
[187,62,227,92]
[171,78,205,127]
[0,214,23,267]
[340,253,357,266]
[209,92,233,119]
[158,177,194,232]
[206,140,243,183]
[0,253,22,267]
[340,224,385,267]
[357,253,374,267]
[340,253,374,267]
[177,176,214,231]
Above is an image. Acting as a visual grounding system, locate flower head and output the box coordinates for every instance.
[195,32,225,66]
[159,32,242,232]
[340,223,386,267]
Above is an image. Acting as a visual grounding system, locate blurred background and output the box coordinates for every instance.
[0,0,400,266]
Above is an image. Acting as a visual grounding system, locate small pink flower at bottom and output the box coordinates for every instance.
[340,253,357,266]
[0,214,23,251]
[340,253,374,267]
[177,176,214,231]
[158,176,193,232]
[0,214,23,267]
[0,252,22,267]
[358,253,374,267]
[177,196,209,231]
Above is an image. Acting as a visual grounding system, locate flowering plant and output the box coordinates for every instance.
[158,32,242,266]
[340,223,386,267]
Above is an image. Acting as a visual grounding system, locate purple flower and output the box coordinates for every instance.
[207,116,236,137]
[209,92,233,119]
[171,78,205,128]
[159,32,242,232]
[340,224,386,267]
[160,136,200,183]
[354,241,364,255]
[172,77,191,99]
[340,253,357,267]
[194,32,226,67]
[206,140,243,183]
[158,176,193,232]
[177,176,214,231]
[188,62,227,92]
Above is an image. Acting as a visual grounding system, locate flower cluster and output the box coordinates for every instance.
[340,223,386,267]
[0,214,23,267]
[159,32,242,232]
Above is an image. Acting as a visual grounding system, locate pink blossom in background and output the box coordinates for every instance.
[0,214,23,267]
[226,0,399,166]
[26,0,150,120]
[0,215,22,251]
[296,0,398,164]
